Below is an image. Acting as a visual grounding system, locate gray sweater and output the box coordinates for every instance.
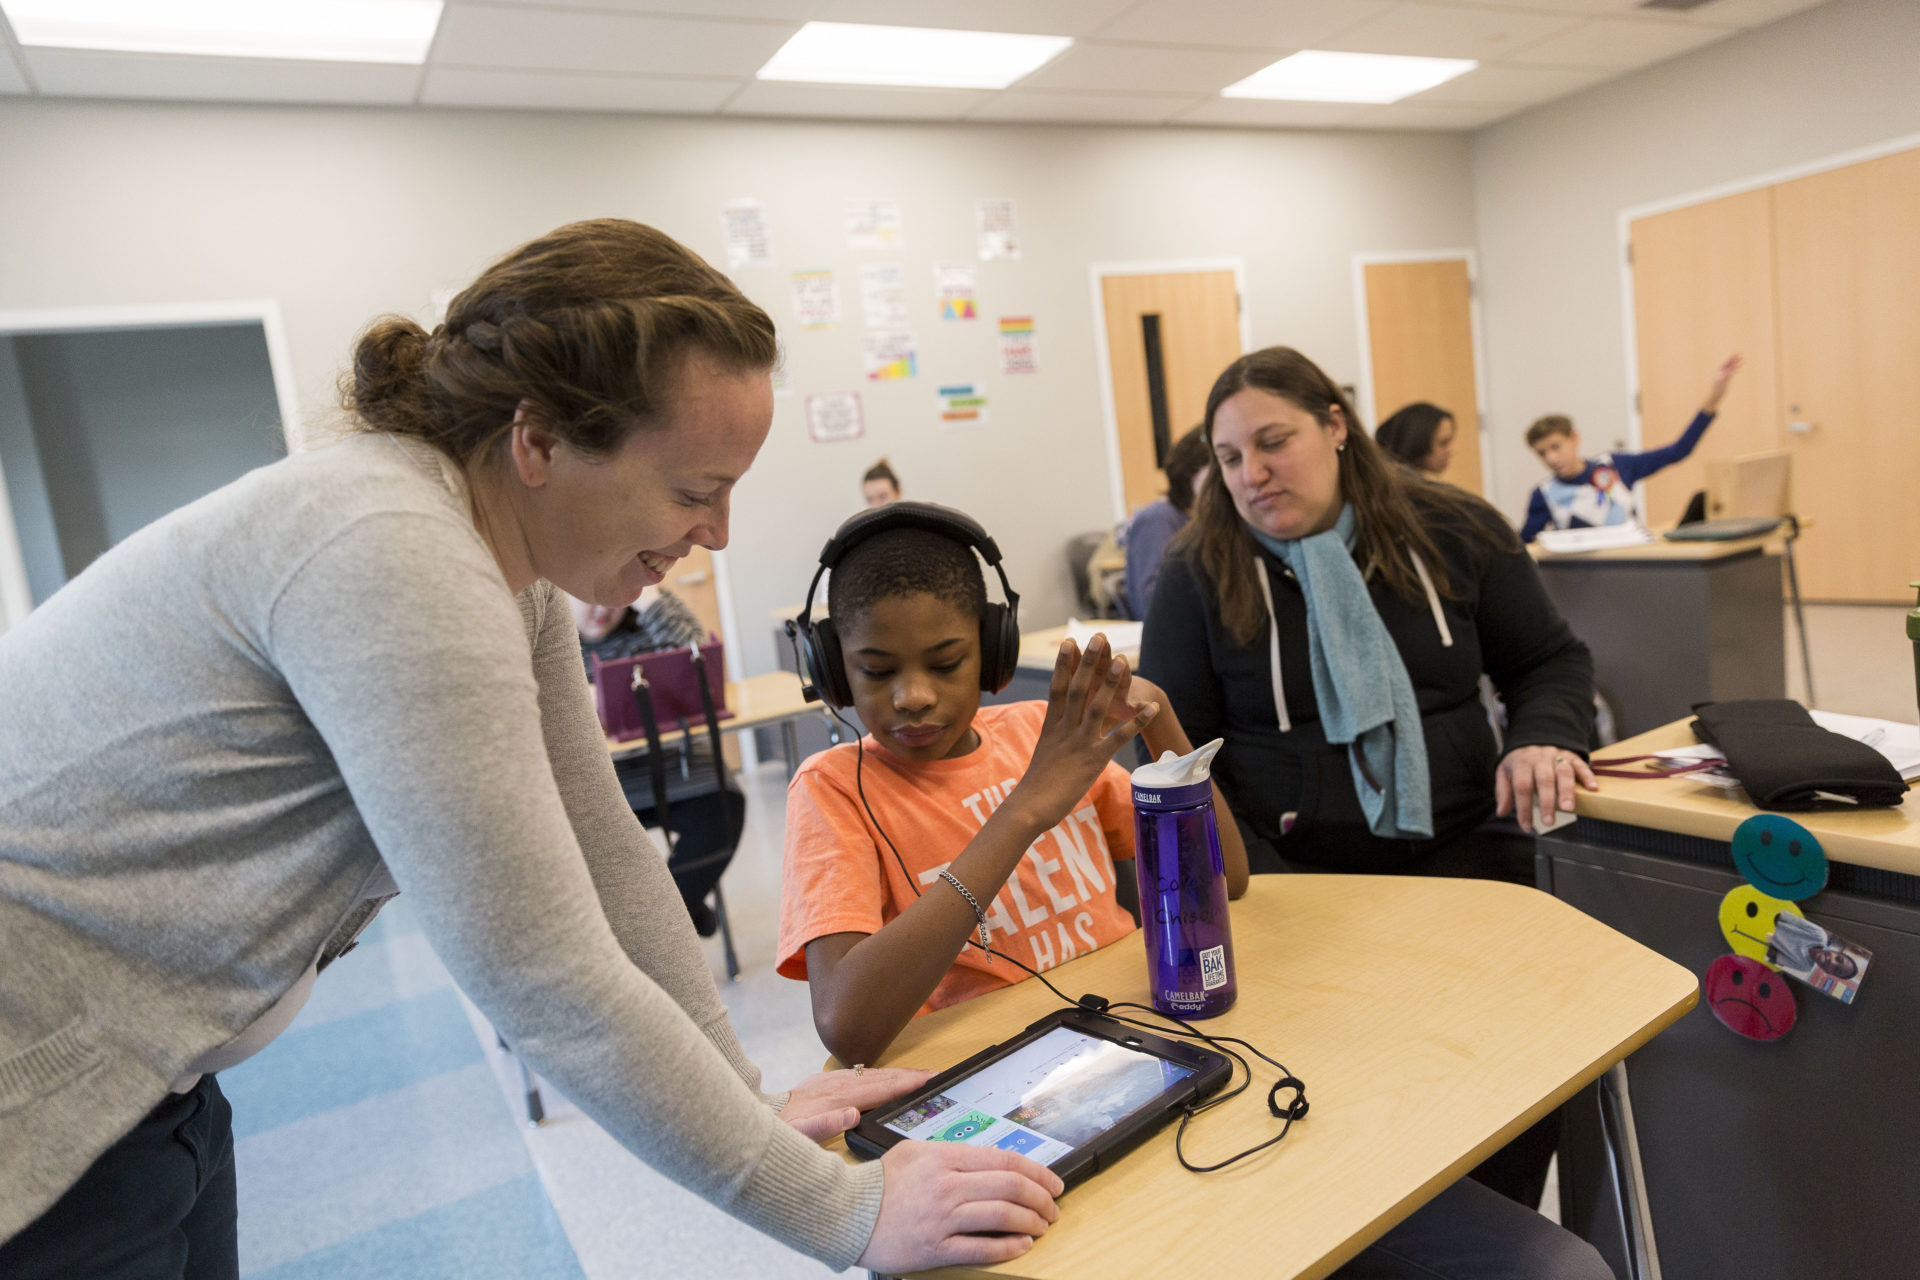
[0,433,884,1264]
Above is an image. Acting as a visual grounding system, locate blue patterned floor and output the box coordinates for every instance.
[221,899,583,1279]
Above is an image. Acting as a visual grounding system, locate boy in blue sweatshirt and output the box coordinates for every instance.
[1520,354,1742,542]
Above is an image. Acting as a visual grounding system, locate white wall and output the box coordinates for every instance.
[0,99,1475,672]
[1471,0,1920,520]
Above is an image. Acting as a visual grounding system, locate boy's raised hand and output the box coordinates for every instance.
[1705,353,1743,410]
[1013,634,1158,830]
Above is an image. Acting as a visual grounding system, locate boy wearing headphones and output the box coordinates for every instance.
[778,504,1248,1069]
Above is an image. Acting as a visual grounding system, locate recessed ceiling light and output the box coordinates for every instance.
[757,21,1072,91]
[1,0,445,65]
[1222,50,1477,104]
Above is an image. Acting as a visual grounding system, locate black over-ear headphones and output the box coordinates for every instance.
[788,501,1021,710]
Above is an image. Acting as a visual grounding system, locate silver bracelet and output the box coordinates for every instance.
[938,868,992,959]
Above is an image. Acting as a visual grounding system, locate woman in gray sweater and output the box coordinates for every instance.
[0,220,1061,1277]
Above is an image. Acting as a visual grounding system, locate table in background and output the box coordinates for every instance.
[1531,532,1787,739]
[1542,718,1920,1280]
[854,875,1695,1280]
[607,669,831,781]
[989,623,1144,707]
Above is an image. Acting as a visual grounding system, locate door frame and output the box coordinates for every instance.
[1087,258,1252,524]
[0,299,302,632]
[1350,248,1492,496]
[1616,129,1920,459]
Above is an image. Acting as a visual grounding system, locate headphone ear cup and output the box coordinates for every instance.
[805,617,854,711]
[977,602,1019,694]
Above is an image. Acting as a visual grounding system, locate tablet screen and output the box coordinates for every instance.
[882,1026,1196,1165]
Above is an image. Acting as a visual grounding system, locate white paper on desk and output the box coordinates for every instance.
[1065,618,1144,658]
[1535,524,1657,554]
[1809,710,1920,780]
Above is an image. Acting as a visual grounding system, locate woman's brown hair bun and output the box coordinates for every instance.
[342,218,776,467]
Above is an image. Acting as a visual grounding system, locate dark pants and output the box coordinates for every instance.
[0,1074,238,1280]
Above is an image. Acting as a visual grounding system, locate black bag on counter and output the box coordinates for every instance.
[1690,699,1907,810]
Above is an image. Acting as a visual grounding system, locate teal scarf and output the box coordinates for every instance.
[1252,505,1433,840]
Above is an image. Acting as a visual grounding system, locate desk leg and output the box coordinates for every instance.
[712,884,741,983]
[1783,538,1816,708]
[781,721,799,783]
[1599,1062,1663,1280]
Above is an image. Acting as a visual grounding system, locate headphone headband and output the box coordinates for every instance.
[816,501,1005,573]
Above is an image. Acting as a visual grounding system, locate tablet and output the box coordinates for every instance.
[846,1006,1232,1187]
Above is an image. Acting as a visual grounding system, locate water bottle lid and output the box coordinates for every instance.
[1131,739,1224,809]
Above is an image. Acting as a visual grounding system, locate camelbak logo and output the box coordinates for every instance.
[1137,793,1160,804]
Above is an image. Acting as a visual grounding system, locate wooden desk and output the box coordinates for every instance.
[862,876,1695,1280]
[1015,623,1142,673]
[607,669,831,779]
[1580,719,1920,877]
[1541,716,1920,1279]
[1533,534,1785,738]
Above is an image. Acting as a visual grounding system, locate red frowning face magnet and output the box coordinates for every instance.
[1704,954,1797,1041]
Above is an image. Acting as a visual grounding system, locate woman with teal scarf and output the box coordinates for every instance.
[1138,347,1604,1280]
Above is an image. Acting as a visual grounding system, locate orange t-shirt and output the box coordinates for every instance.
[777,700,1138,1015]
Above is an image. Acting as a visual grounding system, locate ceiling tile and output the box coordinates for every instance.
[420,66,737,113]
[1337,98,1516,129]
[822,0,1139,38]
[432,6,796,77]
[1172,96,1365,128]
[22,48,421,104]
[723,80,990,120]
[1507,16,1737,67]
[1665,0,1830,26]
[1326,4,1583,61]
[448,0,821,17]
[1087,0,1394,49]
[966,88,1202,124]
[1423,0,1649,14]
[1017,41,1279,94]
[1405,61,1610,104]
[0,45,28,94]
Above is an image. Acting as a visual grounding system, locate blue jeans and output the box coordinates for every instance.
[0,1074,238,1280]
[1336,1175,1613,1280]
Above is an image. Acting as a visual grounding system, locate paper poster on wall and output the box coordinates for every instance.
[806,391,864,443]
[998,316,1037,374]
[789,269,842,329]
[938,381,989,429]
[975,197,1020,261]
[720,197,774,269]
[934,264,978,320]
[863,331,918,381]
[844,198,903,251]
[859,263,911,330]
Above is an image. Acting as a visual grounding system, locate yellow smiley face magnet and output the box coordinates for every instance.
[1719,884,1805,967]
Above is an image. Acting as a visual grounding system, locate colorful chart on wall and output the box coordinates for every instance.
[789,269,841,330]
[935,263,978,320]
[719,197,773,269]
[1703,954,1797,1041]
[805,391,863,444]
[1730,814,1828,901]
[1718,885,1804,965]
[937,382,988,429]
[844,198,903,251]
[998,316,1037,374]
[863,331,918,381]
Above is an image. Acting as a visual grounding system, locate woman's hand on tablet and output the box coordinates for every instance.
[780,1066,932,1142]
[858,1141,1063,1272]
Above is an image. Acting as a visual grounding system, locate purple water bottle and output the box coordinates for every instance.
[1132,739,1236,1019]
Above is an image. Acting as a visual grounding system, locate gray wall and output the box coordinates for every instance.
[0,99,1477,674]
[1469,0,1920,520]
[0,341,65,604]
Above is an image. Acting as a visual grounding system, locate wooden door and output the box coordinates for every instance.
[1629,188,1783,528]
[1099,270,1243,514]
[1361,258,1483,494]
[1772,147,1920,601]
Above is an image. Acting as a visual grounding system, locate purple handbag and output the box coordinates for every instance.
[591,638,732,742]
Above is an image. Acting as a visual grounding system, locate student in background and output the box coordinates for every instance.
[778,506,1244,1072]
[1124,425,1211,618]
[571,588,741,937]
[861,457,902,508]
[1374,401,1457,478]
[1520,354,1742,542]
